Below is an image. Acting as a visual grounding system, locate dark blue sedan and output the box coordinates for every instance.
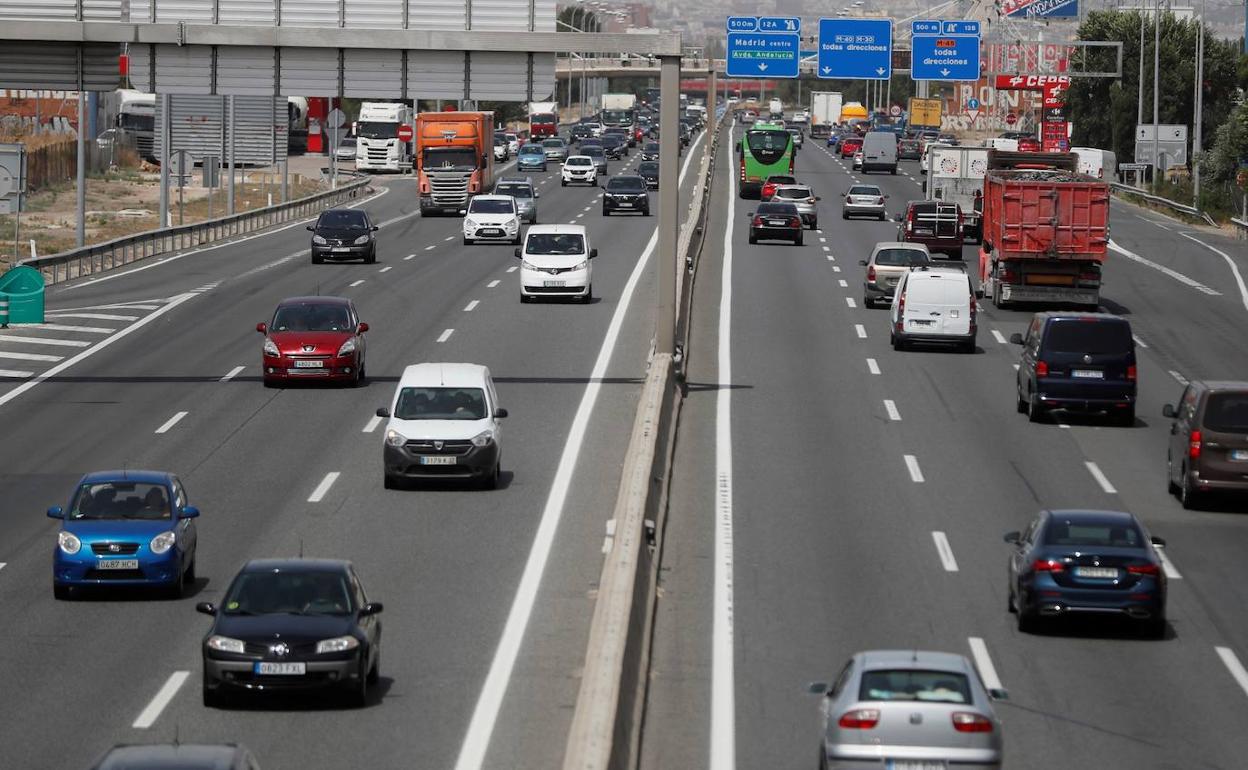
[1005,509,1167,638]
[49,470,199,599]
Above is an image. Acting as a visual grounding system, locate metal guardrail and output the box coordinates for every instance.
[1232,216,1248,239]
[1108,182,1217,227]
[22,175,372,286]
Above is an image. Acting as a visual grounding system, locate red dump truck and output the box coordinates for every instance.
[977,151,1110,309]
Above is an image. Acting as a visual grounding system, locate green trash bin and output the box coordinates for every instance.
[0,265,46,325]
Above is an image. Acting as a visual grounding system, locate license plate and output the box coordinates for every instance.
[910,319,934,326]
[294,360,324,368]
[96,559,139,570]
[255,662,306,675]
[888,761,946,770]
[544,280,565,287]
[1075,566,1118,579]
[483,228,502,236]
[1071,369,1104,379]
[1231,450,1248,461]
[916,228,934,235]
[767,220,787,227]
[617,202,632,207]
[419,456,457,465]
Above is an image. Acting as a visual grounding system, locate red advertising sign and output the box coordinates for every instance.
[1041,121,1068,151]
[994,74,1071,91]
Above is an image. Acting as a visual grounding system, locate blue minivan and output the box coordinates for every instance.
[1012,313,1137,426]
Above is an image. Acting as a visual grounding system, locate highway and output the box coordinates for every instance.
[641,121,1248,769]
[0,131,707,770]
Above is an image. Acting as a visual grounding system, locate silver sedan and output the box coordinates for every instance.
[771,184,820,229]
[842,184,889,221]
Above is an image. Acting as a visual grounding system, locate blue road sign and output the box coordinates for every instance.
[942,20,981,35]
[726,31,800,78]
[911,20,941,36]
[759,16,800,32]
[727,16,757,32]
[911,34,981,81]
[968,97,980,110]
[817,18,893,80]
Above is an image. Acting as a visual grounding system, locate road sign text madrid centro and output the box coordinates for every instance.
[818,18,893,80]
[726,16,800,79]
[910,34,981,81]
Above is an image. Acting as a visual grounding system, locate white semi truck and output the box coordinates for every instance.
[355,101,414,172]
[924,144,990,243]
[809,91,843,138]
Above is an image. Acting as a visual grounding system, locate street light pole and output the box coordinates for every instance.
[1193,0,1205,206]
[1136,2,1144,127]
[1152,0,1162,184]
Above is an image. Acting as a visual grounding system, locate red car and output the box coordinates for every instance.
[840,136,863,158]
[257,296,368,387]
[760,174,797,202]
[1017,136,1042,152]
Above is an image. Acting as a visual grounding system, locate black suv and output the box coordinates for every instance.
[600,134,626,160]
[640,142,661,162]
[309,208,378,264]
[637,160,659,189]
[1011,312,1137,425]
[602,175,650,216]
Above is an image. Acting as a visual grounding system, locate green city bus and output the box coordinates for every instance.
[738,120,794,198]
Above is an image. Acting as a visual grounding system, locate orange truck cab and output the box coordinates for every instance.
[417,111,495,216]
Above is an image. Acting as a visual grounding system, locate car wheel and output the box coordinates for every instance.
[1167,454,1180,495]
[1180,467,1202,510]
[795,233,804,246]
[167,568,185,600]
[520,294,532,304]
[961,339,976,354]
[841,210,849,219]
[1016,599,1038,634]
[878,213,886,221]
[484,462,501,490]
[1116,406,1135,427]
[202,680,224,709]
[602,208,610,216]
[1027,394,1045,423]
[892,334,905,352]
[383,473,400,490]
[367,649,380,684]
[184,556,196,583]
[53,584,71,600]
[513,235,522,246]
[1016,387,1028,414]
[581,284,593,304]
[863,295,873,309]
[348,662,369,708]
[312,254,323,265]
[642,209,650,217]
[809,220,817,231]
[365,250,376,265]
[561,180,567,187]
[748,235,757,245]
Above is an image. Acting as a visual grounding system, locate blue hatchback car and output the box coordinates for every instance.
[516,143,548,172]
[49,470,199,599]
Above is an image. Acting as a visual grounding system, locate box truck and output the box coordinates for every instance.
[417,111,495,216]
[528,101,558,140]
[924,145,990,242]
[809,92,843,138]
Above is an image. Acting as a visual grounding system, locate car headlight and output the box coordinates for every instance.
[337,338,357,357]
[315,635,360,654]
[471,430,495,447]
[385,428,406,447]
[353,234,371,245]
[312,234,328,245]
[506,219,518,230]
[206,635,246,654]
[572,260,588,271]
[464,218,478,229]
[150,530,176,554]
[263,338,279,357]
[521,259,538,271]
[57,530,81,555]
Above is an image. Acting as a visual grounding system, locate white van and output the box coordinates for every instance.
[862,131,898,174]
[889,266,977,353]
[517,224,597,303]
[378,363,507,489]
[1071,147,1117,180]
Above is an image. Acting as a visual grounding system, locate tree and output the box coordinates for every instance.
[1203,100,1248,185]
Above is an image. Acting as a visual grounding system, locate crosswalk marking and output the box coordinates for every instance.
[42,312,139,321]
[0,335,90,348]
[32,323,112,334]
[0,350,63,362]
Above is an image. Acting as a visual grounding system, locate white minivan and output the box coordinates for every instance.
[378,363,507,489]
[889,266,977,353]
[862,131,898,174]
[516,224,597,303]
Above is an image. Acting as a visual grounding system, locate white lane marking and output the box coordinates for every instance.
[576,213,585,219]
[1085,461,1117,494]
[854,324,867,338]
[453,125,708,770]
[154,411,188,434]
[1058,422,1071,429]
[1108,239,1220,295]
[362,415,383,433]
[507,266,518,273]
[832,266,841,273]
[0,369,33,378]
[838,279,848,288]
[349,280,365,287]
[405,254,416,261]
[488,280,501,288]
[307,472,340,503]
[42,312,138,321]
[426,245,437,251]
[884,399,901,421]
[1013,363,1020,370]
[0,335,88,348]
[33,323,111,334]
[220,365,245,382]
[1132,334,1148,348]
[867,358,880,375]
[0,350,62,362]
[968,638,1004,692]
[464,300,480,312]
[445,236,455,242]
[1216,647,1248,700]
[1169,370,1189,386]
[1156,548,1182,579]
[822,245,830,251]
[437,328,454,343]
[0,562,5,570]
[904,454,925,483]
[819,237,827,243]
[991,330,1008,345]
[931,531,959,572]
[132,670,190,729]
[1178,232,1248,312]
[379,266,393,273]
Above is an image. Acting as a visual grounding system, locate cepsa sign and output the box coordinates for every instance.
[994,74,1071,90]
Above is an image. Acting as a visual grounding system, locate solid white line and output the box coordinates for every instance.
[0,350,62,362]
[884,399,901,421]
[904,454,925,483]
[488,280,501,288]
[838,279,848,288]
[132,670,190,729]
[845,297,856,308]
[464,300,480,312]
[1169,370,1189,386]
[991,329,1008,344]
[437,328,454,343]
[0,293,198,411]
[0,369,33,378]
[219,365,244,382]
[154,411,188,434]
[1156,548,1182,579]
[0,335,89,348]
[1085,461,1117,494]
[931,531,959,572]
[1132,334,1148,348]
[1178,232,1248,312]
[867,358,880,375]
[967,638,1004,692]
[362,415,383,433]
[1216,647,1248,700]
[349,280,365,287]
[34,323,112,334]
[506,266,518,273]
[307,472,340,503]
[1108,239,1220,295]
[426,244,437,251]
[854,324,867,338]
[453,125,709,770]
[42,312,138,321]
[379,266,393,273]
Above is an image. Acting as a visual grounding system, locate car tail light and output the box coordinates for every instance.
[753,216,763,226]
[791,217,802,228]
[1127,563,1160,576]
[1033,558,1064,573]
[1189,430,1202,459]
[1079,271,1101,283]
[838,709,880,729]
[999,267,1017,283]
[1035,360,1049,378]
[807,197,816,204]
[867,265,876,281]
[898,292,905,316]
[951,712,994,733]
[876,197,885,205]
[1127,364,1137,381]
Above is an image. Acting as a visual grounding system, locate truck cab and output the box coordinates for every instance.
[356,102,414,173]
[417,111,495,216]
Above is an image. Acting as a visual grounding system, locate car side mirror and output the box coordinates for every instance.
[494,408,509,419]
[746,211,755,218]
[589,248,599,259]
[375,407,390,418]
[306,225,314,231]
[1151,535,1167,548]
[535,192,540,198]
[1161,404,1177,419]
[256,322,267,334]
[195,602,218,616]
[514,248,522,258]
[806,681,830,695]
[988,688,1009,701]
[1003,531,1021,544]
[372,225,379,232]
[815,196,822,201]
[894,214,903,222]
[884,194,890,199]
[357,322,369,333]
[46,505,64,519]
[1009,333,1024,345]
[858,259,868,266]
[180,506,200,519]
[359,602,384,617]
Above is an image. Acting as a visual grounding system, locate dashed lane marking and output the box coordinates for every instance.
[904,455,925,483]
[154,411,187,434]
[1085,461,1117,494]
[867,358,880,375]
[437,328,454,343]
[220,366,244,382]
[307,472,340,503]
[932,532,959,572]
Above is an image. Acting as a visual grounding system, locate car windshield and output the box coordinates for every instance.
[639,162,659,174]
[602,136,622,146]
[423,147,478,171]
[520,145,544,155]
[496,184,532,199]
[271,304,353,332]
[766,176,796,186]
[317,210,368,229]
[525,233,586,255]
[644,144,659,152]
[223,570,353,616]
[1043,321,1132,354]
[584,148,604,158]
[356,121,397,139]
[68,481,171,520]
[849,186,881,196]
[1203,393,1248,433]
[469,199,515,215]
[859,670,971,704]
[394,386,487,420]
[608,177,646,192]
[567,158,591,166]
[1045,517,1144,547]
[532,115,556,125]
[542,139,565,148]
[746,129,791,164]
[774,187,810,199]
[757,203,798,215]
[875,248,930,267]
